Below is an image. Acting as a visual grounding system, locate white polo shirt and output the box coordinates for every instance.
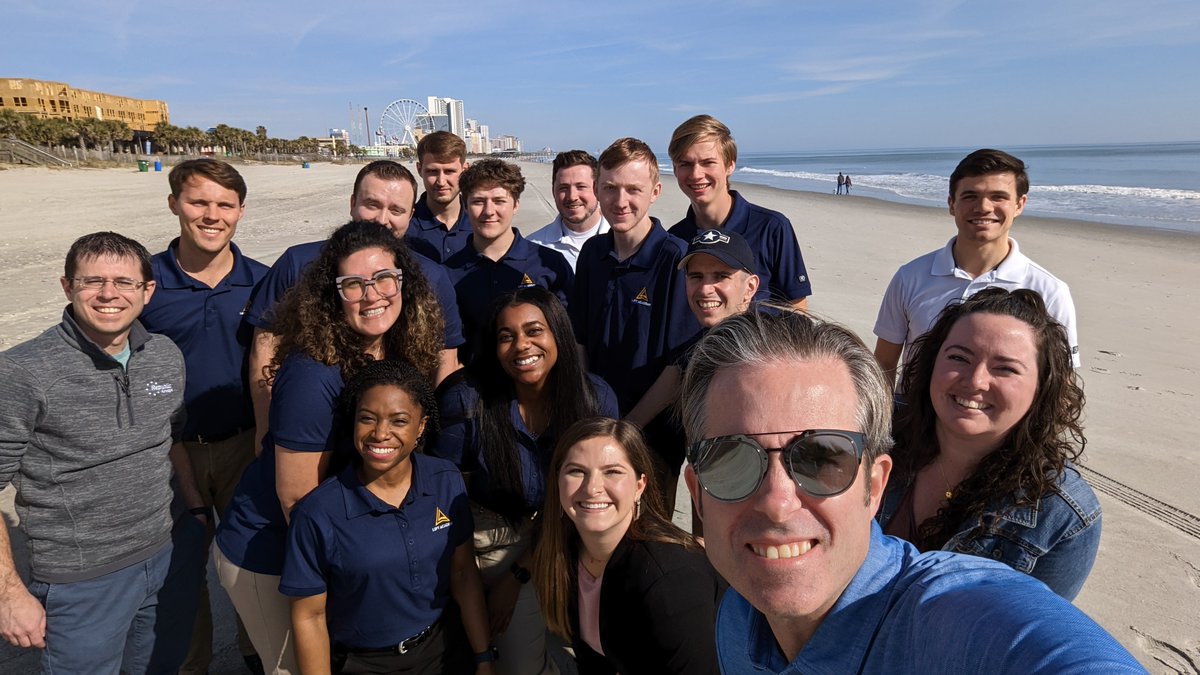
[527,215,610,272]
[874,237,1080,367]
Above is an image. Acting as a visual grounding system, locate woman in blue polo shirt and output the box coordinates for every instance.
[282,359,495,674]
[215,221,445,674]
[429,287,618,675]
[532,418,724,675]
[878,288,1102,600]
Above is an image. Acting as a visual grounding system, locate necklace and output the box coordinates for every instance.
[935,462,955,501]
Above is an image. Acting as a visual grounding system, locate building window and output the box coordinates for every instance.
[60,99,69,111]
[0,98,5,107]
[15,96,28,107]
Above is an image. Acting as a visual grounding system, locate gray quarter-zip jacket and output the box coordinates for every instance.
[0,308,185,583]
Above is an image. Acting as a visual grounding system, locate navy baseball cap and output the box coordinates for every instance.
[678,229,757,274]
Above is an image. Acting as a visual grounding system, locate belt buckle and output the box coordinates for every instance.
[396,625,429,654]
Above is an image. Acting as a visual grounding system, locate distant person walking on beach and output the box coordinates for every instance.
[407,131,473,263]
[872,148,1079,385]
[527,150,610,271]
[138,159,267,675]
[0,232,206,673]
[844,174,853,194]
[837,172,845,194]
[667,114,811,310]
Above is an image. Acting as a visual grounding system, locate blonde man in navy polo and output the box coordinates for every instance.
[569,138,701,496]
[668,115,812,309]
[445,159,574,363]
[140,159,267,675]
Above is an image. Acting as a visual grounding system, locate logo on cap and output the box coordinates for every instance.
[695,230,730,245]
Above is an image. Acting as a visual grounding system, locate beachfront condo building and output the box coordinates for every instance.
[1,78,169,133]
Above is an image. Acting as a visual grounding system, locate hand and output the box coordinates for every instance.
[486,575,521,637]
[0,584,46,649]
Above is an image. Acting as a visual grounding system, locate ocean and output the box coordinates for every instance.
[719,142,1200,234]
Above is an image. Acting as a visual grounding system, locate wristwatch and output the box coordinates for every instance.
[474,645,499,664]
[510,562,531,585]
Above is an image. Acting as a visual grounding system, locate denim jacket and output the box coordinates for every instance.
[877,463,1102,600]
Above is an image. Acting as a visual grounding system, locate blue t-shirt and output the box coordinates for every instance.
[716,523,1144,674]
[244,239,464,349]
[569,221,701,413]
[669,190,812,304]
[280,458,473,649]
[444,229,574,360]
[140,240,268,439]
[428,374,619,515]
[215,353,345,574]
[406,195,473,264]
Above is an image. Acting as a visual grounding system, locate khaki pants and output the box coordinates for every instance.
[179,429,259,674]
[472,503,559,675]
[214,544,298,675]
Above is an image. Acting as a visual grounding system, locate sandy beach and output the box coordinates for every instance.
[1,161,1197,672]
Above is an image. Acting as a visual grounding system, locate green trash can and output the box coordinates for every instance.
[138,160,149,172]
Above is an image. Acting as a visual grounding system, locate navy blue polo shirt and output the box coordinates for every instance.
[429,374,618,515]
[569,221,701,413]
[243,240,464,349]
[406,194,473,263]
[669,190,813,303]
[444,229,574,359]
[140,239,268,440]
[215,353,347,574]
[280,458,473,649]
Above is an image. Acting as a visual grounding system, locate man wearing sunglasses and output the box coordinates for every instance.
[680,310,1142,673]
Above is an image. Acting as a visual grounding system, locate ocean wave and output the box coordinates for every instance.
[1034,184,1200,201]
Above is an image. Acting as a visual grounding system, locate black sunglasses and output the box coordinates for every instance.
[687,429,866,502]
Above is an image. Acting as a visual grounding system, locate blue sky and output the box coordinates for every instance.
[3,0,1198,152]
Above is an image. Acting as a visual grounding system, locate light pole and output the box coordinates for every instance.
[363,107,371,147]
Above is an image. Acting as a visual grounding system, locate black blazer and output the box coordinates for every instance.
[569,537,726,675]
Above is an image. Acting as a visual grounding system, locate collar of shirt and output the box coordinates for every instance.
[339,456,435,519]
[602,217,668,268]
[157,239,257,290]
[681,190,750,235]
[413,194,472,233]
[931,237,1031,282]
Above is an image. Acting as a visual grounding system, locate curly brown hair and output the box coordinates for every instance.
[267,221,444,383]
[893,287,1085,550]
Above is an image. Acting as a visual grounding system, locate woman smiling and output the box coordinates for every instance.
[878,287,1101,600]
[215,221,443,673]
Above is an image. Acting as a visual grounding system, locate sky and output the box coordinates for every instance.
[3,0,1199,153]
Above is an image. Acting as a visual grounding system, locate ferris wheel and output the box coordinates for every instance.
[377,98,434,147]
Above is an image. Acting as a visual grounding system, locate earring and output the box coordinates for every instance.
[635,499,642,520]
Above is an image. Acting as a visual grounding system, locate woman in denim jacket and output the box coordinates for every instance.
[878,288,1101,600]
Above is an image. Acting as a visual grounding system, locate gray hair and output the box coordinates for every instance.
[680,308,894,465]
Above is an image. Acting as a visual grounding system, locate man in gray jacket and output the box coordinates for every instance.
[0,232,207,673]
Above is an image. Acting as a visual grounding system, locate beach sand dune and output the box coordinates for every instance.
[1,162,1197,672]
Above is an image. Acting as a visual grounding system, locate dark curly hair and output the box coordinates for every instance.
[267,221,444,384]
[893,287,1085,550]
[329,358,440,476]
[468,287,602,520]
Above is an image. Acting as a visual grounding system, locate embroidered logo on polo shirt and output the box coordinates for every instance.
[519,273,536,288]
[432,507,451,532]
[633,287,651,307]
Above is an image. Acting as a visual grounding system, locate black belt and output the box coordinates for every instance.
[183,427,248,444]
[339,620,437,655]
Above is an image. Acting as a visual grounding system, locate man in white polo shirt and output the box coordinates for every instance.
[873,148,1079,383]
[527,150,609,270]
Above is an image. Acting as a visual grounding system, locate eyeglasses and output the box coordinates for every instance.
[335,269,403,302]
[71,277,147,292]
[687,429,866,502]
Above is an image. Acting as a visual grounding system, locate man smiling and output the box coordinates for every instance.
[528,150,610,271]
[444,158,573,362]
[873,148,1079,384]
[680,309,1141,673]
